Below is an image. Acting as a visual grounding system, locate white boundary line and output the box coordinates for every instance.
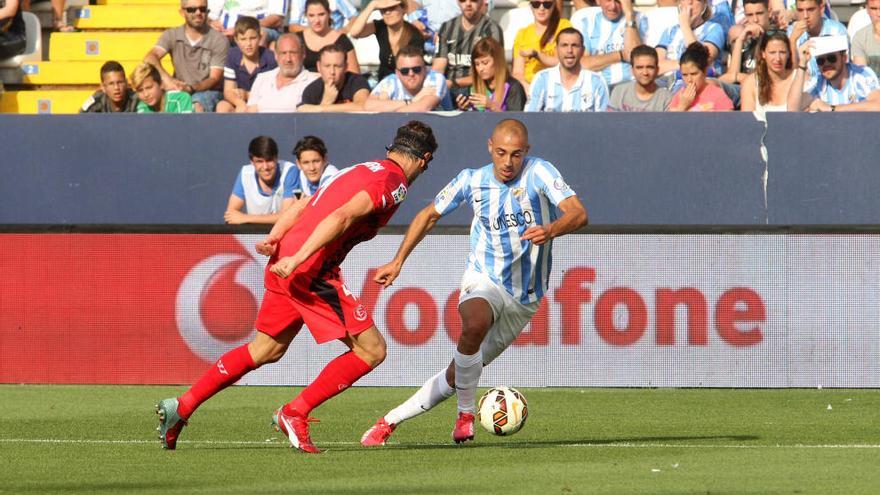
[2,438,880,449]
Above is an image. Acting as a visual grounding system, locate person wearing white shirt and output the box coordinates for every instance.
[787,35,880,111]
[525,28,609,112]
[291,135,340,198]
[364,45,453,111]
[247,33,319,112]
[225,136,300,225]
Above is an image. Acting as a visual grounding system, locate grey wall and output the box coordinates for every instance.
[0,112,874,225]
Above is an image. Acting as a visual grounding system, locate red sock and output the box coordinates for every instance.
[282,352,372,417]
[178,344,257,419]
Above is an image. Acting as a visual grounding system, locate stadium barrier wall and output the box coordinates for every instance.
[2,232,877,387]
[3,112,877,225]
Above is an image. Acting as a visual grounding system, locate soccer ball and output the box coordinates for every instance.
[477,386,528,436]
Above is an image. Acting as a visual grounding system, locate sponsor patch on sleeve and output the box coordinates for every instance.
[391,184,408,205]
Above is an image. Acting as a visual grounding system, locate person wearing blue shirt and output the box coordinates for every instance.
[291,135,340,198]
[787,0,847,89]
[225,136,300,224]
[656,0,726,77]
[788,35,880,110]
[579,0,648,89]
[526,28,609,111]
[363,45,454,111]
[360,119,588,447]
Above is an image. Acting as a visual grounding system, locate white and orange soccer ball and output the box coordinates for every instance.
[477,386,528,436]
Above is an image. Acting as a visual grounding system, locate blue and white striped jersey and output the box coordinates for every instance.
[579,12,648,86]
[371,70,453,110]
[296,164,339,198]
[657,20,726,76]
[809,63,880,105]
[788,19,848,90]
[525,67,609,112]
[208,0,289,30]
[433,158,577,304]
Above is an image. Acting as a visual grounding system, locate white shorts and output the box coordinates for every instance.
[458,268,540,364]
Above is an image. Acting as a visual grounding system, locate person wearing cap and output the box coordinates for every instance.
[364,45,453,111]
[787,35,880,111]
[787,0,846,85]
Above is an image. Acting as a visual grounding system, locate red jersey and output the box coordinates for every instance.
[267,159,409,288]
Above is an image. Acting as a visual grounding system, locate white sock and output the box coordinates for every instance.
[454,349,483,414]
[384,369,454,425]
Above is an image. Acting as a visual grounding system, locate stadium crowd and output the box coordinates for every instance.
[4,0,880,111]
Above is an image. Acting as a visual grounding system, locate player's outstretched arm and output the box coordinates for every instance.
[374,203,442,287]
[255,198,308,256]
[521,196,588,245]
[270,191,376,277]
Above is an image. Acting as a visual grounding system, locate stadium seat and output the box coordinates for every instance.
[48,32,163,62]
[71,5,180,29]
[18,59,174,85]
[0,89,93,114]
[569,6,600,33]
[0,12,42,70]
[497,6,533,60]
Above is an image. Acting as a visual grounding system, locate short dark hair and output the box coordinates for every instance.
[305,0,331,12]
[388,120,438,161]
[396,44,425,62]
[680,42,710,71]
[556,27,583,45]
[630,44,659,65]
[248,136,279,160]
[100,61,126,81]
[318,43,346,59]
[293,135,328,160]
[234,16,260,36]
[742,0,769,7]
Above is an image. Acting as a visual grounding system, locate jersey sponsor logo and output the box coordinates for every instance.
[481,210,535,230]
[553,178,570,191]
[391,184,407,204]
[217,360,228,375]
[353,304,368,321]
[511,187,525,198]
[436,183,455,203]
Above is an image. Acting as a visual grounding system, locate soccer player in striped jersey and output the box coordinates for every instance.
[788,36,880,111]
[578,0,647,89]
[525,28,609,112]
[361,119,587,446]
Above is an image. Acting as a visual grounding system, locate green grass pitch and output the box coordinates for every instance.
[2,385,879,494]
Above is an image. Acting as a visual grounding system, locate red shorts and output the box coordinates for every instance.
[255,269,374,344]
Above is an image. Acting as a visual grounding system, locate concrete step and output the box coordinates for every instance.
[71,5,181,29]
[49,31,162,61]
[17,59,174,85]
[1,89,95,114]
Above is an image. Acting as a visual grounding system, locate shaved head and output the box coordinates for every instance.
[492,119,529,146]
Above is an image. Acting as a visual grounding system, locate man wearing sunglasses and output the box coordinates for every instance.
[787,35,880,111]
[365,45,454,111]
[525,27,609,111]
[431,0,503,100]
[144,0,228,112]
[787,0,846,87]
[578,0,647,90]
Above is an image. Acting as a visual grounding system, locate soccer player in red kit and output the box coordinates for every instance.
[157,121,438,454]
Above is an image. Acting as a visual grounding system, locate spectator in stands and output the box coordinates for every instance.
[144,0,228,112]
[296,0,360,73]
[349,0,425,81]
[787,0,846,84]
[787,35,880,111]
[851,0,880,76]
[431,0,503,100]
[512,0,572,92]
[49,0,75,32]
[579,0,647,91]
[298,44,370,111]
[216,17,278,113]
[656,0,726,78]
[719,0,772,86]
[364,45,452,111]
[207,0,286,46]
[740,30,794,112]
[247,33,319,112]
[291,135,340,198]
[225,136,299,225]
[455,36,526,111]
[131,62,194,113]
[420,0,464,32]
[525,28,609,111]
[80,61,139,113]
[608,45,673,111]
[0,0,26,59]
[288,0,359,32]
[668,41,733,110]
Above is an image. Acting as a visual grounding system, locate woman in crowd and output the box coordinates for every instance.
[0,0,26,59]
[349,0,424,80]
[740,30,795,112]
[296,0,360,73]
[456,37,526,111]
[512,0,571,92]
[656,0,726,78]
[668,42,733,111]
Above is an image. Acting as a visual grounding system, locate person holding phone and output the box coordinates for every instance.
[455,37,526,111]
